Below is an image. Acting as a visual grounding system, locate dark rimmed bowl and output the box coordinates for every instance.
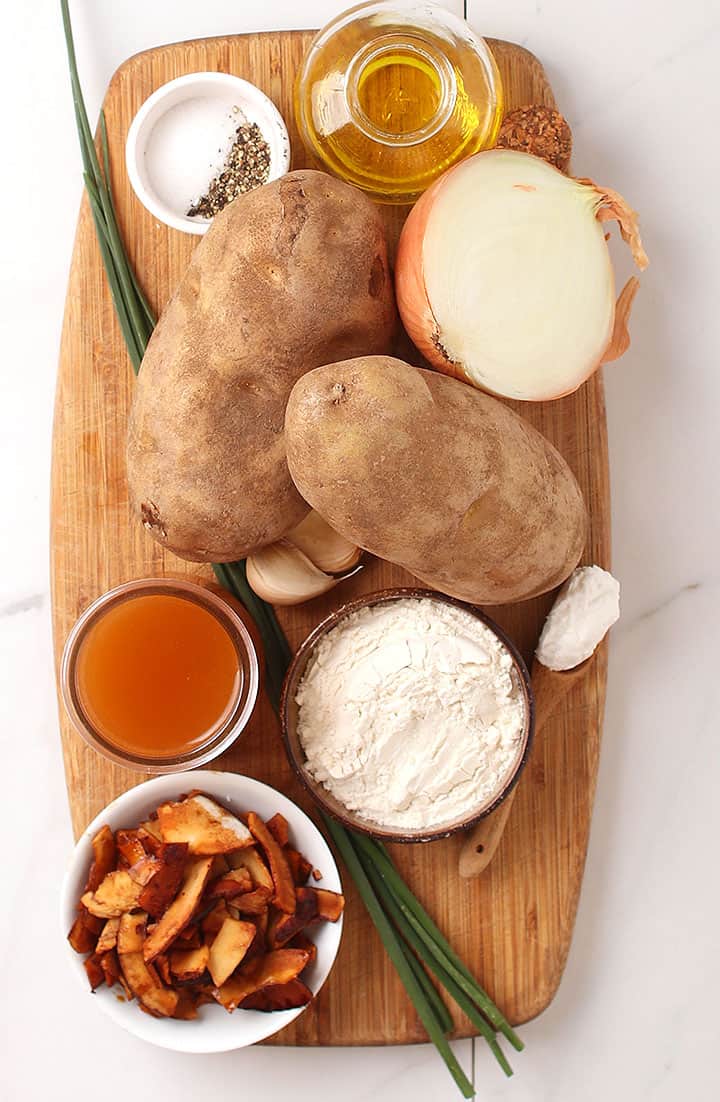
[280,588,535,843]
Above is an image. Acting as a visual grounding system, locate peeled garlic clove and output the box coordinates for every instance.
[246,541,339,606]
[286,510,363,575]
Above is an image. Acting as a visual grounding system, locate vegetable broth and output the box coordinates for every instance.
[76,593,241,758]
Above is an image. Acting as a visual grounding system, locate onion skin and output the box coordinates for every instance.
[602,277,640,364]
[395,150,648,402]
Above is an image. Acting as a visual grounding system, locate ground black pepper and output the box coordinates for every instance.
[188,119,271,218]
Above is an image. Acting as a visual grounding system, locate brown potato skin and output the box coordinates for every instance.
[127,171,396,562]
[285,357,587,605]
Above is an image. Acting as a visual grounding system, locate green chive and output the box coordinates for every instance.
[324,816,475,1099]
[213,560,291,709]
[398,938,455,1036]
[355,844,513,1077]
[61,0,153,371]
[356,835,523,1051]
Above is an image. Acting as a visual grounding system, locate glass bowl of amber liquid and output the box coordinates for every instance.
[60,578,259,772]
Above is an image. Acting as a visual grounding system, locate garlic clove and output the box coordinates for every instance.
[286,510,363,575]
[246,541,339,606]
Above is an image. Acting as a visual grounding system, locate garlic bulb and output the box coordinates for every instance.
[246,542,339,606]
[286,510,363,574]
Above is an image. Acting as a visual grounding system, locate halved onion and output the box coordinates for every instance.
[395,149,648,402]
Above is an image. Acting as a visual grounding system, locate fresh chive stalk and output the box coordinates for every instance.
[61,3,523,1092]
[354,842,514,1076]
[60,0,154,372]
[212,561,290,709]
[356,834,523,1050]
[398,939,455,1037]
[324,817,475,1099]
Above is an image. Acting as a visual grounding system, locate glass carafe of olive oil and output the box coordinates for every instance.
[295,1,503,203]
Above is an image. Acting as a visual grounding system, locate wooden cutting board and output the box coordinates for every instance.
[51,30,609,1045]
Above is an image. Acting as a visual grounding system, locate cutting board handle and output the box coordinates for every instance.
[458,658,591,878]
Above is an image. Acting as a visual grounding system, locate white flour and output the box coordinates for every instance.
[295,598,526,830]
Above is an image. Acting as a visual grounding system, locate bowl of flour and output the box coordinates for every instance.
[280,589,534,842]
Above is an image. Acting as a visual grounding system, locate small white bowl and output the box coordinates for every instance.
[60,772,343,1053]
[126,73,291,235]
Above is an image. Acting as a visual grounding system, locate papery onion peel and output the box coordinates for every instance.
[395,149,648,402]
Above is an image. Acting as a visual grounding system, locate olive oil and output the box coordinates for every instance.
[355,48,443,136]
[295,3,503,203]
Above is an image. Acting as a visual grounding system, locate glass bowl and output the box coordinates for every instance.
[280,588,534,842]
[60,578,259,773]
[295,0,503,203]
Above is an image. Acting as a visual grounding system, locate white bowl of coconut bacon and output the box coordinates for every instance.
[60,772,342,1053]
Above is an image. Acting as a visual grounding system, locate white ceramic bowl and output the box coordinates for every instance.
[60,772,343,1053]
[126,73,291,235]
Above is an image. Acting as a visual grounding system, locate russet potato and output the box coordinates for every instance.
[127,171,396,562]
[284,356,587,605]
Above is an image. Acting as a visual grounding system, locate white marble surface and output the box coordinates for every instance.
[1,1,718,1098]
